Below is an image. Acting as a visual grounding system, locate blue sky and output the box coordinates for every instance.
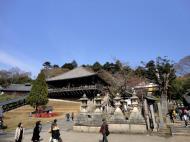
[0,0,190,77]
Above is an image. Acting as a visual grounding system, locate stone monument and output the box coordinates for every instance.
[75,94,89,125]
[111,93,125,121]
[79,94,88,113]
[129,89,145,123]
[94,94,102,113]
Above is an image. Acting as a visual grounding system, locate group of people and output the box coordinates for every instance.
[65,112,74,121]
[168,107,190,127]
[14,118,110,142]
[14,119,62,142]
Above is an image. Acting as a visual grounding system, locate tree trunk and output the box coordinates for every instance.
[161,90,168,116]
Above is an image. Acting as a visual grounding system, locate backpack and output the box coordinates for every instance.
[105,125,110,136]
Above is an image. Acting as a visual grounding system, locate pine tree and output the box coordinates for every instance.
[27,71,48,111]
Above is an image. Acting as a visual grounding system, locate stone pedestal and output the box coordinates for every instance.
[129,107,145,124]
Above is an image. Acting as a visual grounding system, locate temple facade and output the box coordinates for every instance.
[46,67,109,100]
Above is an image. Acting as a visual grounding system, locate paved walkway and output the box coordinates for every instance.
[1,131,190,142]
[1,119,190,142]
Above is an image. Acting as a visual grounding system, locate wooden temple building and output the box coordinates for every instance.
[46,67,109,100]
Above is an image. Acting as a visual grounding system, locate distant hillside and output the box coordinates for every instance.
[42,68,70,78]
[174,55,190,76]
[97,69,117,86]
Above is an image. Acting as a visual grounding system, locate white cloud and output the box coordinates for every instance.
[0,50,39,76]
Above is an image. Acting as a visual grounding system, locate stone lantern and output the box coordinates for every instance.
[121,99,128,112]
[94,94,102,113]
[79,94,88,113]
[111,93,125,121]
[130,90,139,108]
[114,93,122,114]
[129,89,145,123]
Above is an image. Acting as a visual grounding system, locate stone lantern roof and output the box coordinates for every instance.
[114,93,121,101]
[131,95,139,100]
[79,94,88,101]
[95,94,102,101]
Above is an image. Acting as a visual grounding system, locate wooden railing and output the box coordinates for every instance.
[49,84,103,93]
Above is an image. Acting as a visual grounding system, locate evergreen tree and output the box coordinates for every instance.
[135,66,146,77]
[62,62,74,70]
[43,61,52,69]
[143,57,176,115]
[27,71,48,111]
[92,62,102,71]
[53,64,59,68]
[103,62,111,71]
[169,78,184,100]
[71,60,78,68]
[183,77,190,91]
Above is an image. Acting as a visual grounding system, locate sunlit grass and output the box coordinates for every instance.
[3,100,80,131]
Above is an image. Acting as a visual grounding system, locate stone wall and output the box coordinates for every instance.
[73,123,147,134]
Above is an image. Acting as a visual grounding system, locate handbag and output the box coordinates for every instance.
[106,130,110,136]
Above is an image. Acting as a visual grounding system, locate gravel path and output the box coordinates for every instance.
[1,119,190,142]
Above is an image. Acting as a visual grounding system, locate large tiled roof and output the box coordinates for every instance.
[2,84,32,92]
[46,67,96,81]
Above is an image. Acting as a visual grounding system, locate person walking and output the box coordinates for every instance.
[49,119,57,142]
[32,121,42,142]
[168,109,174,123]
[71,112,74,121]
[15,122,24,142]
[66,113,70,121]
[51,123,61,142]
[49,119,62,142]
[100,119,109,142]
[183,112,188,127]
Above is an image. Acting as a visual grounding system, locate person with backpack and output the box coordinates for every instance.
[51,123,61,142]
[100,119,109,142]
[49,122,62,142]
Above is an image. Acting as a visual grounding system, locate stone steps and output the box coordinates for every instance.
[158,127,172,136]
[172,126,190,136]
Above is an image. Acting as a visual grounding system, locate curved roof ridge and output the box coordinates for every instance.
[46,66,96,81]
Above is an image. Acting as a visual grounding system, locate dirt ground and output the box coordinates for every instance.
[3,99,80,131]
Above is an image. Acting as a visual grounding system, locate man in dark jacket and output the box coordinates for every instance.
[100,119,109,142]
[32,121,42,142]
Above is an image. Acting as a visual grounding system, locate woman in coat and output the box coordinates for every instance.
[32,121,42,142]
[100,119,109,142]
[15,122,24,142]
